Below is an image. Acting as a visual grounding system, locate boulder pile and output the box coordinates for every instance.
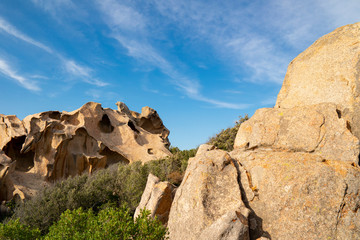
[0,102,171,201]
[136,22,360,240]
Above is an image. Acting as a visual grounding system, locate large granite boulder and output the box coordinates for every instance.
[0,102,171,201]
[167,145,251,240]
[275,22,360,140]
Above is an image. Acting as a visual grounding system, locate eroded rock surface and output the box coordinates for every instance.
[167,145,250,240]
[0,102,171,201]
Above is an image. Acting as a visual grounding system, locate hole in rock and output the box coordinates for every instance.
[100,147,130,166]
[139,117,164,134]
[61,113,80,125]
[147,148,154,155]
[98,114,114,133]
[336,109,342,118]
[127,120,140,134]
[10,123,20,128]
[346,121,352,133]
[3,136,34,172]
[41,111,61,120]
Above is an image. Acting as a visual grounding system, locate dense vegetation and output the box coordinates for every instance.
[208,115,249,151]
[0,206,166,240]
[0,148,196,239]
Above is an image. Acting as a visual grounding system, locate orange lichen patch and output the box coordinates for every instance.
[262,163,270,169]
[325,160,356,177]
[242,125,253,133]
[349,223,356,230]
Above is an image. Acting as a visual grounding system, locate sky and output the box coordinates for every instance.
[0,0,359,150]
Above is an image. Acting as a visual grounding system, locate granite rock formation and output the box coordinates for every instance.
[0,102,171,201]
[160,23,360,240]
[229,22,360,239]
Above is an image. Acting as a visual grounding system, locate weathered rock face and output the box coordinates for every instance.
[0,102,171,201]
[230,150,360,240]
[167,144,251,240]
[134,173,175,224]
[228,22,360,239]
[235,103,359,163]
[0,115,26,150]
[275,22,360,140]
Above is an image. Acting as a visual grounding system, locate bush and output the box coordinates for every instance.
[208,115,248,151]
[0,219,41,240]
[11,171,116,233]
[10,148,196,234]
[44,206,167,240]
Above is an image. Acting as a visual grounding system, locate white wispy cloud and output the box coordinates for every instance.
[64,60,108,86]
[0,16,107,88]
[152,0,360,85]
[0,58,40,91]
[31,0,78,20]
[0,17,53,54]
[96,0,245,109]
[97,0,146,32]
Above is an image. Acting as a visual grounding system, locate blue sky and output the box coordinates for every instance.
[0,0,359,150]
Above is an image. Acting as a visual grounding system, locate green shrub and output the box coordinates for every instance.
[0,219,41,240]
[10,148,196,234]
[208,115,249,151]
[44,206,167,240]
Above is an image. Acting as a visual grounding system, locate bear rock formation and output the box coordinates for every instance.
[0,102,171,201]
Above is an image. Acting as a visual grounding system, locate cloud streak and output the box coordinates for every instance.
[64,60,108,86]
[96,0,246,109]
[152,0,360,85]
[0,16,107,88]
[0,17,53,54]
[0,58,40,91]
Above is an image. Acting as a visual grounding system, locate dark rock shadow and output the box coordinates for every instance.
[232,159,272,240]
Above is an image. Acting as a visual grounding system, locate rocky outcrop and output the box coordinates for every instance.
[228,22,360,239]
[134,173,175,224]
[167,144,251,240]
[165,23,360,240]
[0,102,171,202]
